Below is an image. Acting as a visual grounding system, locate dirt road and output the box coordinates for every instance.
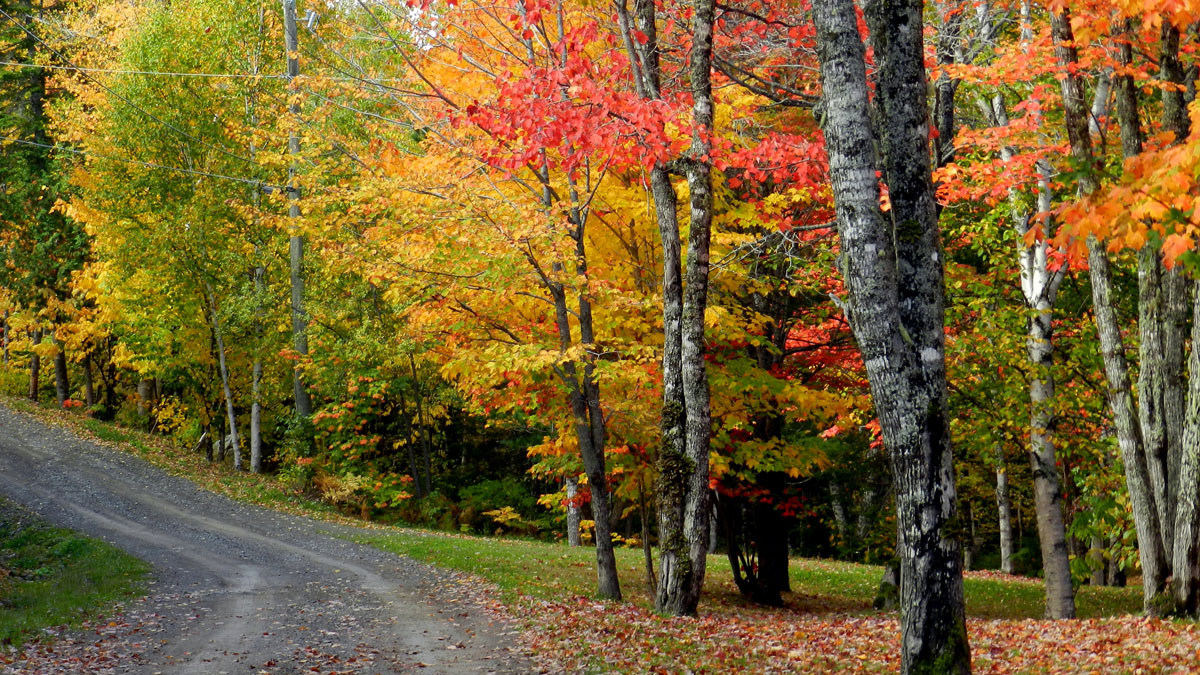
[0,403,531,674]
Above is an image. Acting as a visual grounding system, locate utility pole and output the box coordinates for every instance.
[283,0,312,418]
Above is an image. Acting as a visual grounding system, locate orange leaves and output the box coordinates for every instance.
[1162,233,1195,265]
[1057,113,1200,265]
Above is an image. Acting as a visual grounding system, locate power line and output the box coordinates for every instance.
[0,7,259,169]
[0,60,289,80]
[0,136,283,190]
[0,58,405,84]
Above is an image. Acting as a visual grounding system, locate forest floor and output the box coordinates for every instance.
[2,399,1199,673]
[0,400,529,675]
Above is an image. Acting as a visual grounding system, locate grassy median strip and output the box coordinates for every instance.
[0,498,149,647]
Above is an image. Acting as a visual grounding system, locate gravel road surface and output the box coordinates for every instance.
[0,403,532,674]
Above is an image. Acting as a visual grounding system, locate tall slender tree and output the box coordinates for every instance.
[812,0,970,671]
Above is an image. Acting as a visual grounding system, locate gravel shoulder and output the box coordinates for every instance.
[0,403,531,674]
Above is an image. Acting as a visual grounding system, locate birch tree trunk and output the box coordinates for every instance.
[250,355,263,473]
[997,78,1074,615]
[1027,395,1074,614]
[566,476,581,547]
[814,0,970,670]
[1025,250,1075,617]
[986,6,1074,602]
[996,451,1015,575]
[207,286,241,471]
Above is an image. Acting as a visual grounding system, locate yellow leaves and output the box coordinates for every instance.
[26,341,62,365]
[110,342,138,371]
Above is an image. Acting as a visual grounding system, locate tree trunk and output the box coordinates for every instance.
[991,32,1073,612]
[830,483,850,550]
[250,261,265,474]
[204,423,214,463]
[2,310,9,364]
[654,0,717,618]
[854,484,882,549]
[1026,291,1075,618]
[757,501,790,594]
[1157,31,1191,516]
[1108,538,1124,586]
[996,448,1015,575]
[250,356,263,473]
[215,404,226,463]
[1064,12,1170,614]
[1139,247,1175,556]
[541,225,621,600]
[1159,23,1200,616]
[814,0,970,670]
[137,379,151,418]
[619,0,704,615]
[28,327,40,402]
[1089,536,1107,586]
[100,348,118,419]
[566,475,582,547]
[1092,240,1170,609]
[410,356,434,497]
[401,398,422,499]
[640,480,656,595]
[963,498,976,571]
[707,500,718,554]
[282,0,312,419]
[207,286,241,471]
[52,333,68,407]
[82,352,94,408]
[1172,283,1200,614]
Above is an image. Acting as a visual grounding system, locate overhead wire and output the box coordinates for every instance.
[0,58,407,84]
[0,136,284,190]
[0,60,289,79]
[0,7,259,169]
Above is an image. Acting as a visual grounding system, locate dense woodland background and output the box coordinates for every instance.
[5,0,1200,671]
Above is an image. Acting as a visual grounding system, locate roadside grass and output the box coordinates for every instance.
[363,529,1143,620]
[4,397,1169,673]
[0,498,149,648]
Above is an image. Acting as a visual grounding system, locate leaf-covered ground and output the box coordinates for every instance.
[367,533,1180,674]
